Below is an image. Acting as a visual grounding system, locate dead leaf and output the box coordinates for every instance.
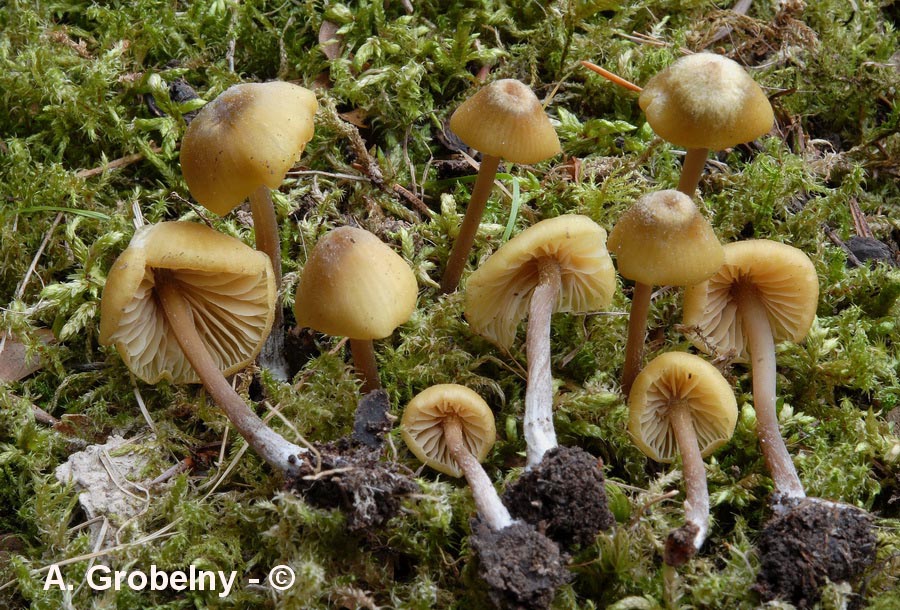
[0,329,55,382]
[319,20,343,61]
[340,108,369,129]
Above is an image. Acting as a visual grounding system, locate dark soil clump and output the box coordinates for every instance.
[664,522,700,567]
[503,446,614,549]
[470,519,571,610]
[754,497,877,608]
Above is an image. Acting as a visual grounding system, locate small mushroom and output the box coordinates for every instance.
[440,79,561,293]
[683,240,819,499]
[638,53,773,196]
[100,222,306,474]
[628,352,737,565]
[294,226,418,393]
[607,189,724,394]
[465,215,616,468]
[181,81,318,377]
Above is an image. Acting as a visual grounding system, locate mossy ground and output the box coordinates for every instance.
[1,0,899,608]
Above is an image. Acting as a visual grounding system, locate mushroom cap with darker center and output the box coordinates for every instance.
[181,81,318,215]
[465,214,616,349]
[449,78,561,165]
[607,189,724,286]
[682,240,819,363]
[401,384,497,478]
[293,226,418,340]
[638,53,774,151]
[629,352,737,463]
[99,222,276,384]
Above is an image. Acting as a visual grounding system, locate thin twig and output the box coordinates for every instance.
[75,145,162,179]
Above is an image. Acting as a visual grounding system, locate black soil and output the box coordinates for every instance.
[469,519,571,610]
[664,522,699,567]
[502,446,614,549]
[754,497,877,608]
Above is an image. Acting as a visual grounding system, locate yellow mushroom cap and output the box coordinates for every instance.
[401,384,497,477]
[181,81,318,215]
[607,190,724,286]
[449,79,561,165]
[638,53,774,151]
[628,352,737,463]
[465,214,616,349]
[683,240,819,363]
[99,222,276,384]
[293,226,418,340]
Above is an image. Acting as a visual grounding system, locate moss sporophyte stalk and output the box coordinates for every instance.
[1,0,898,608]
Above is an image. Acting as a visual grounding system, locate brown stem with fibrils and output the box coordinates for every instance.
[665,403,710,566]
[350,338,381,393]
[621,281,653,396]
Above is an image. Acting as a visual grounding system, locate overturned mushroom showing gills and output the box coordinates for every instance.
[466,215,616,468]
[683,240,818,500]
[638,53,773,197]
[294,226,418,393]
[181,81,318,378]
[440,79,561,293]
[100,222,306,475]
[629,352,737,565]
[607,189,724,394]
[401,384,569,609]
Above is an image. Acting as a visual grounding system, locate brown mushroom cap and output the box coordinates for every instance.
[465,214,616,349]
[293,226,418,340]
[683,240,819,363]
[99,222,276,384]
[449,79,561,165]
[629,352,737,463]
[181,81,318,215]
[607,190,724,286]
[401,384,497,477]
[638,53,774,151]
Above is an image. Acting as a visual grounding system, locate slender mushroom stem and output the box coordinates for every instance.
[440,154,502,294]
[676,148,709,198]
[524,257,562,469]
[621,281,653,396]
[349,338,382,393]
[444,416,514,530]
[249,185,282,291]
[738,285,806,499]
[666,403,710,564]
[155,271,306,475]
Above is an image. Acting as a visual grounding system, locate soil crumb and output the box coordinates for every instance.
[754,497,876,608]
[503,446,614,549]
[664,522,700,567]
[470,519,570,610]
[352,389,392,450]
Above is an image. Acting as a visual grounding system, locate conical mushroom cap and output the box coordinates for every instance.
[465,215,616,349]
[181,81,318,215]
[638,53,774,151]
[629,352,737,463]
[100,222,276,384]
[294,226,418,340]
[449,79,561,165]
[401,384,496,477]
[607,190,724,286]
[682,240,819,363]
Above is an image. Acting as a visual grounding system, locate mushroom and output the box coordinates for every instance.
[181,81,318,377]
[440,79,561,293]
[465,215,616,468]
[607,189,724,394]
[628,352,737,565]
[682,240,819,499]
[100,222,306,474]
[293,226,418,393]
[582,53,773,197]
[401,384,570,609]
[637,53,773,197]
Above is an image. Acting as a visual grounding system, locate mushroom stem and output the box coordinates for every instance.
[738,285,806,499]
[524,257,562,469]
[444,416,514,530]
[349,338,382,393]
[621,281,653,396]
[155,271,306,475]
[440,154,502,294]
[667,403,710,564]
[676,148,709,197]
